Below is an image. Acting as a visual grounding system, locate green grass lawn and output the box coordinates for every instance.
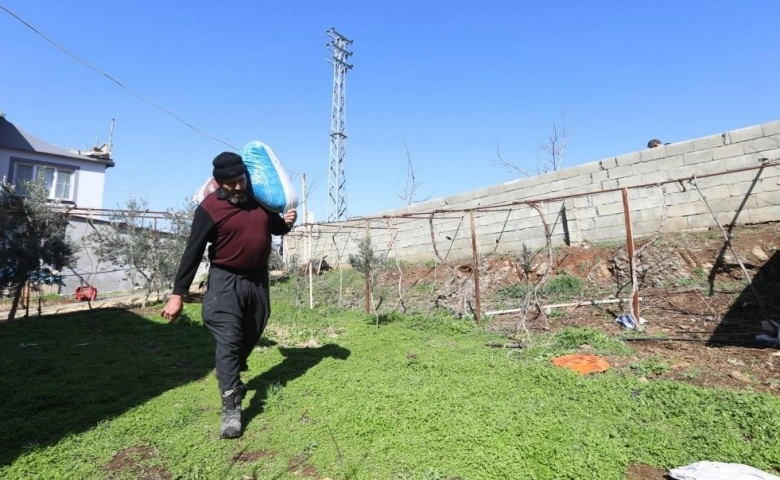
[1,299,779,479]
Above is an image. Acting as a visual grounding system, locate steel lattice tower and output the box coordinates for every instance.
[326,28,353,222]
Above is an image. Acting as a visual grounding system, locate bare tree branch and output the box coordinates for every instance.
[494,110,575,176]
[396,137,432,206]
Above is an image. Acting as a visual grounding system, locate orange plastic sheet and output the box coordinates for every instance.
[551,354,610,375]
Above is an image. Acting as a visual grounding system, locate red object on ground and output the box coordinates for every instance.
[551,354,610,375]
[74,285,98,302]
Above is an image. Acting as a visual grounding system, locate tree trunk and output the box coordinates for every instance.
[7,281,25,322]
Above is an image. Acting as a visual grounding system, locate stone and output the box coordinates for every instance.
[752,247,770,262]
[729,370,752,383]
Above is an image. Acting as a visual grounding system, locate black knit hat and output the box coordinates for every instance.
[212,152,247,180]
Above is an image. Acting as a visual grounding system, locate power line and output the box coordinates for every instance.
[0,3,238,151]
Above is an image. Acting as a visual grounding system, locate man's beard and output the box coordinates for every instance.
[227,193,248,205]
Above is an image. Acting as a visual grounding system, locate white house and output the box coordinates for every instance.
[0,113,130,296]
[0,113,114,209]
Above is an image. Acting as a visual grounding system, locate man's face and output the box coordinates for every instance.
[218,174,249,205]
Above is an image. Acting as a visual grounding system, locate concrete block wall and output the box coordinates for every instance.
[285,119,780,266]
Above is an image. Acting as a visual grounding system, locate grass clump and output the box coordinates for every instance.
[520,326,633,362]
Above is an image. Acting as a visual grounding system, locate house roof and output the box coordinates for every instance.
[0,116,115,167]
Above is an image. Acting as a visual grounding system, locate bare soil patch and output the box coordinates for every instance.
[104,445,171,480]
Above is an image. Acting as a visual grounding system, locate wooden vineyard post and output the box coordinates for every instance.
[621,187,640,321]
[365,220,371,314]
[469,209,482,324]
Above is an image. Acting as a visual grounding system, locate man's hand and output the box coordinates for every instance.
[161,294,184,323]
[284,209,298,227]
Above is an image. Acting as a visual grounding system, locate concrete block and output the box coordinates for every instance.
[639,146,668,162]
[725,155,762,172]
[616,152,642,166]
[592,190,623,206]
[747,205,780,223]
[576,162,602,176]
[595,202,626,216]
[729,180,763,197]
[668,189,698,205]
[658,154,685,169]
[694,159,729,176]
[444,190,481,206]
[591,225,629,242]
[712,144,745,160]
[593,213,623,228]
[755,190,780,207]
[521,182,559,200]
[608,165,633,179]
[708,195,758,213]
[660,217,689,232]
[634,206,668,224]
[632,160,663,176]
[547,178,570,193]
[485,182,513,196]
[601,179,621,190]
[633,219,664,236]
[690,173,724,189]
[763,120,780,137]
[590,170,609,183]
[743,135,780,154]
[760,177,780,192]
[683,149,715,165]
[553,166,581,180]
[693,133,726,151]
[631,192,668,210]
[756,148,780,162]
[666,201,708,217]
[572,196,591,209]
[729,124,765,143]
[598,157,618,170]
[629,170,671,186]
[686,214,717,229]
[516,216,546,231]
[535,170,559,185]
[667,165,698,181]
[702,185,731,202]
[665,140,697,156]
[571,206,598,220]
[487,190,521,207]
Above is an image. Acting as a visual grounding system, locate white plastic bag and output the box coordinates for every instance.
[667,461,780,480]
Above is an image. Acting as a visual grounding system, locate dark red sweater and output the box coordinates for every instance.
[172,190,291,295]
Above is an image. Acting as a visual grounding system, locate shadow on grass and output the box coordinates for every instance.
[712,250,780,347]
[244,344,351,427]
[0,308,215,467]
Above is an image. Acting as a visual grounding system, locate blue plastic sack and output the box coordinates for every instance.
[615,313,637,329]
[240,141,298,213]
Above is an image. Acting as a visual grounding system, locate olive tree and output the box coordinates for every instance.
[0,178,76,321]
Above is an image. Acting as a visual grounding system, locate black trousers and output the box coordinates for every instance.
[202,266,270,392]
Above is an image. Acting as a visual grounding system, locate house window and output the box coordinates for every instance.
[14,163,75,201]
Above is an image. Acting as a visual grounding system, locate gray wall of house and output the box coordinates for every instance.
[54,217,133,296]
[284,119,780,266]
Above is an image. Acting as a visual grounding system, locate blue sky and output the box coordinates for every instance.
[2,0,779,219]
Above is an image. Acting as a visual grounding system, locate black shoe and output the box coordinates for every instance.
[219,384,246,439]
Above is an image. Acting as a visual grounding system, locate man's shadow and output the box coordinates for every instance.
[243,343,350,427]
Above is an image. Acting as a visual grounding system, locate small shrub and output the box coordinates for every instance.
[495,283,528,300]
[630,357,671,376]
[541,274,583,300]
